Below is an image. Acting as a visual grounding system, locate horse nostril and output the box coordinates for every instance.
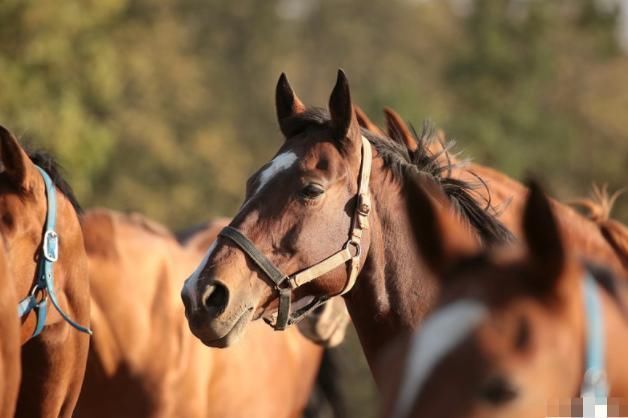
[201,282,229,317]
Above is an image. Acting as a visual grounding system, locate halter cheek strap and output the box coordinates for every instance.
[17,166,92,339]
[581,272,608,408]
[218,135,373,330]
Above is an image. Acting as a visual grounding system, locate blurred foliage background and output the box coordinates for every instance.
[1,0,627,417]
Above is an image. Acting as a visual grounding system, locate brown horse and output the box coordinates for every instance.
[382,177,628,418]
[0,126,90,418]
[77,209,337,418]
[180,70,514,385]
[0,240,20,418]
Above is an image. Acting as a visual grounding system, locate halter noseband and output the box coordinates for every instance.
[17,166,92,339]
[218,136,373,330]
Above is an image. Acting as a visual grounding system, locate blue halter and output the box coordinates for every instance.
[16,166,92,338]
[581,272,608,407]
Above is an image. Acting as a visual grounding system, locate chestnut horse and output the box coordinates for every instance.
[0,126,91,418]
[180,70,514,385]
[77,209,341,418]
[383,178,628,418]
[0,240,20,418]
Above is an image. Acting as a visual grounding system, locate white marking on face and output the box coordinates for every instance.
[183,241,217,311]
[392,300,488,418]
[254,151,298,197]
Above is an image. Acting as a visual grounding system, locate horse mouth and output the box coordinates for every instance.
[197,307,254,348]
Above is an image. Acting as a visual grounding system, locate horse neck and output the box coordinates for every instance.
[343,164,439,380]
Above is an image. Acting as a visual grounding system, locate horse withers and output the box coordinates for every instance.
[0,125,91,418]
[382,177,628,418]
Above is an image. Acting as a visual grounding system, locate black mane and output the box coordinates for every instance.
[288,108,514,246]
[27,150,82,214]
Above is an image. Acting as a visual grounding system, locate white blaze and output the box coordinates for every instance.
[254,152,298,196]
[392,300,488,418]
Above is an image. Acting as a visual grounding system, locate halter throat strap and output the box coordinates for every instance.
[218,135,372,330]
[17,166,92,338]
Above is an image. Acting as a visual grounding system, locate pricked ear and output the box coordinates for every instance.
[383,107,418,152]
[522,179,566,289]
[276,73,306,137]
[328,69,360,144]
[354,106,385,136]
[404,172,477,278]
[0,125,29,187]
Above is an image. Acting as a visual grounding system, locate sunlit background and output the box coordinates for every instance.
[2,0,627,416]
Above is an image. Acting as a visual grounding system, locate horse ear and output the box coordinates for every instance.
[354,106,384,136]
[0,125,30,187]
[383,107,418,152]
[276,73,306,137]
[404,172,476,278]
[328,69,360,145]
[522,179,566,291]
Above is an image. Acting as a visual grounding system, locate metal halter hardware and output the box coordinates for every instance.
[218,136,373,330]
[16,166,92,339]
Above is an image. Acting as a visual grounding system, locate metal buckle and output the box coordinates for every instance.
[357,194,370,216]
[344,240,361,258]
[42,230,59,262]
[30,284,48,305]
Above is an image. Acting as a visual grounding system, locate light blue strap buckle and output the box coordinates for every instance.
[43,230,59,262]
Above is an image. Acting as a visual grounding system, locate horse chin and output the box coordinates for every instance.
[198,307,254,348]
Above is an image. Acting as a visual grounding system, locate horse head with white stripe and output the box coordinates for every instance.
[383,177,628,418]
[182,70,370,347]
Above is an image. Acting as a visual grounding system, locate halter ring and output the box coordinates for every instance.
[344,240,361,258]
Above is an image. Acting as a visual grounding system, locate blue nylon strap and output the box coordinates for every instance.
[17,295,37,318]
[581,272,608,402]
[16,166,92,338]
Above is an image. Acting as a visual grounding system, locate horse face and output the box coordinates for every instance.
[181,71,366,347]
[385,179,583,418]
[387,262,581,418]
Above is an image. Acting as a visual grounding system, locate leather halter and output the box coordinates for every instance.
[219,136,372,330]
[17,166,92,339]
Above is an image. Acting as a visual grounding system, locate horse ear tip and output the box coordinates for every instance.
[524,176,552,213]
[277,73,289,88]
[335,69,349,86]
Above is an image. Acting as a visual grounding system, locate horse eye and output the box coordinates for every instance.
[300,184,325,200]
[478,375,518,405]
